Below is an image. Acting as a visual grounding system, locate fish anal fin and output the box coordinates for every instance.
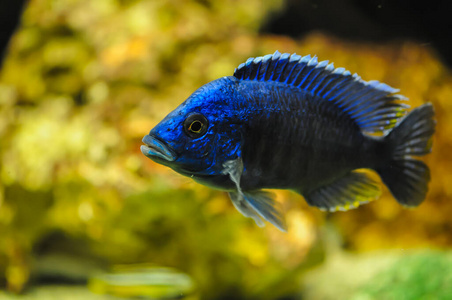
[304,171,381,212]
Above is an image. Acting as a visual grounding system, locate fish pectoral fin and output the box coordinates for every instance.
[228,191,287,232]
[221,157,244,192]
[303,171,381,212]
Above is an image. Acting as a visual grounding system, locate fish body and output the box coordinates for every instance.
[142,51,435,231]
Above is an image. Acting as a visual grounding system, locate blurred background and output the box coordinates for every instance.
[1,0,452,299]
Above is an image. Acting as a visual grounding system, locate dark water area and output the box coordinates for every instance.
[262,0,452,66]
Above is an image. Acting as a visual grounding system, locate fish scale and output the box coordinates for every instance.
[237,81,366,193]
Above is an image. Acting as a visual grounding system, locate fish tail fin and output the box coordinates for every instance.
[377,103,435,206]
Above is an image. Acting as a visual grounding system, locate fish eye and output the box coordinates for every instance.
[183,113,208,138]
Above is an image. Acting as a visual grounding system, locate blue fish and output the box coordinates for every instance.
[141,51,435,232]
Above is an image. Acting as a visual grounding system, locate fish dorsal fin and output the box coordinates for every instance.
[233,51,409,133]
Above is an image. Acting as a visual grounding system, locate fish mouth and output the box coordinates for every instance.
[141,135,177,162]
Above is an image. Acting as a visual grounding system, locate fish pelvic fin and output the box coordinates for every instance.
[303,171,381,212]
[233,51,409,134]
[377,103,435,206]
[228,191,287,232]
[222,158,287,232]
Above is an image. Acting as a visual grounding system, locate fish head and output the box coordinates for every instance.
[141,77,242,176]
